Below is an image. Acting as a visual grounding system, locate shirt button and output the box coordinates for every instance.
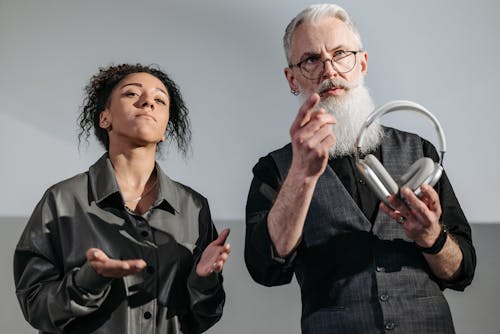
[146,266,155,274]
[379,293,389,302]
[358,179,365,184]
[141,230,149,237]
[385,322,395,331]
[144,311,152,319]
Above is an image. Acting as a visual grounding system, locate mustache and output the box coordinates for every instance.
[316,78,358,94]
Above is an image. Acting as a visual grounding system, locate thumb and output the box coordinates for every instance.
[86,248,107,262]
[213,228,230,246]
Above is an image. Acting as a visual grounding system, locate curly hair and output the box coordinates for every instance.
[78,63,191,155]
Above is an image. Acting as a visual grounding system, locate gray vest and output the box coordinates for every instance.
[270,128,454,334]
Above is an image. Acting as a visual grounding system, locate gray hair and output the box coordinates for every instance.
[283,4,363,65]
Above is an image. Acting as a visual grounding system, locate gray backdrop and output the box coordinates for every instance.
[1,0,499,333]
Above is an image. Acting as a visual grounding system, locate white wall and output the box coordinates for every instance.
[1,0,498,222]
[2,2,499,334]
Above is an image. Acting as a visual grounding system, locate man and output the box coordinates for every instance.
[244,4,475,333]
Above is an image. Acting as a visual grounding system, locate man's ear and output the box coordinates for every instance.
[284,67,300,94]
[360,51,368,75]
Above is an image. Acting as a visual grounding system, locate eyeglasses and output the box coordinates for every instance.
[289,50,362,80]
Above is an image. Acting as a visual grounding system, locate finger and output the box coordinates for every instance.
[213,259,226,273]
[123,259,147,272]
[86,248,107,262]
[379,200,396,217]
[386,193,411,217]
[218,252,229,263]
[379,201,403,222]
[96,258,145,278]
[401,187,437,215]
[89,260,126,277]
[291,94,320,132]
[400,188,424,211]
[213,228,231,246]
[420,184,441,213]
[320,129,336,148]
[399,188,433,228]
[105,258,131,271]
[299,111,336,138]
[383,195,420,227]
[298,93,320,127]
[293,115,336,156]
[305,121,335,148]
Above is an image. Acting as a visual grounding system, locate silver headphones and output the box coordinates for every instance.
[355,100,446,205]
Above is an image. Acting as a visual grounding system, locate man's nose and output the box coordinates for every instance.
[322,59,338,78]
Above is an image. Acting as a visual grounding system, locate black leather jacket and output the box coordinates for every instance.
[14,154,225,334]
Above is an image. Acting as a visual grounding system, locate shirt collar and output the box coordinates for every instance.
[88,153,182,214]
[155,163,181,214]
[89,153,120,206]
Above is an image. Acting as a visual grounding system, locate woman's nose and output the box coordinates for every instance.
[138,94,154,109]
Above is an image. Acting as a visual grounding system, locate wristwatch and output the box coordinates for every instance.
[416,225,448,254]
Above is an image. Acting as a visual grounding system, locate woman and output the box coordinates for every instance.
[14,64,230,333]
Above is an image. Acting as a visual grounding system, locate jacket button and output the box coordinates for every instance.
[144,311,152,319]
[379,293,389,302]
[385,322,395,330]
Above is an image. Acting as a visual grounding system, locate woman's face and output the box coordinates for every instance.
[100,72,170,149]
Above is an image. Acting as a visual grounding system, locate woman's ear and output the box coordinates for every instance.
[99,110,111,129]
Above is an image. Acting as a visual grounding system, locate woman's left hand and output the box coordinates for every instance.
[196,228,231,277]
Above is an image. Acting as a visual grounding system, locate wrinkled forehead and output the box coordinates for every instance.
[290,17,360,59]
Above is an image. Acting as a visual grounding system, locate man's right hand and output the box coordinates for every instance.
[266,93,336,257]
[289,93,336,180]
[86,248,147,278]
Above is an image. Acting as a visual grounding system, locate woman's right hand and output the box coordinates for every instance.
[86,248,147,278]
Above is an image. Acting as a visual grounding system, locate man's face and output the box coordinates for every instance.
[285,17,367,99]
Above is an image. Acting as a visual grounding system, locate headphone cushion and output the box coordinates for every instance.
[398,157,436,190]
[362,154,399,195]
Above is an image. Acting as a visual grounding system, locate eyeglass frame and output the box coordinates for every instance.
[288,50,364,80]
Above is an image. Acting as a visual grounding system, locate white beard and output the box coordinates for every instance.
[299,77,384,158]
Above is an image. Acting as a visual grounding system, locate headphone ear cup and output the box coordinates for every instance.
[358,154,399,204]
[398,157,436,192]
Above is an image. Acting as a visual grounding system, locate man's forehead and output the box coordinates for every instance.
[291,17,357,55]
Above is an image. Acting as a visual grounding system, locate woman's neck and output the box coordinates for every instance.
[108,145,159,215]
[108,145,156,184]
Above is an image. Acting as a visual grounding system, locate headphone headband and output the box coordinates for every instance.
[355,100,447,164]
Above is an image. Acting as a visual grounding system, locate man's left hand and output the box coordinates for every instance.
[380,184,442,247]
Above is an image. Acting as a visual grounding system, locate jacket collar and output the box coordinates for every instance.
[88,153,181,214]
